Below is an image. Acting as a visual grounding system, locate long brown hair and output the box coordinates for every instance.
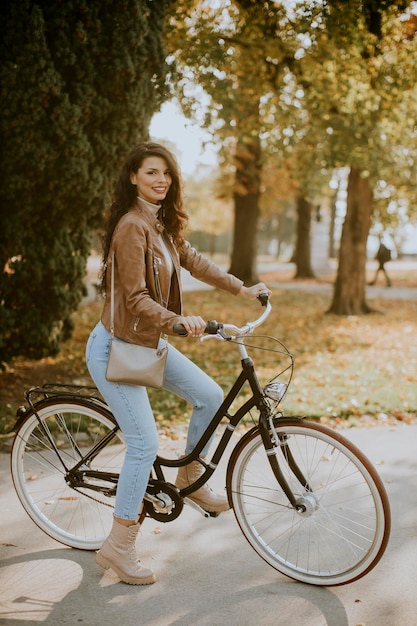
[100,142,188,292]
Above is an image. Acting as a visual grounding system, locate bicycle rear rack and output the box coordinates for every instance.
[14,383,107,425]
[25,383,104,407]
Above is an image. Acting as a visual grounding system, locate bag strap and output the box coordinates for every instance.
[109,250,165,339]
[110,252,115,338]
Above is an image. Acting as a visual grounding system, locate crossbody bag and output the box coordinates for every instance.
[105,251,168,387]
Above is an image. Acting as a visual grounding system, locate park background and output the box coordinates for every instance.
[1,0,417,445]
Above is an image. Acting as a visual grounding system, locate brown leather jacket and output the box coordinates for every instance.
[101,200,243,348]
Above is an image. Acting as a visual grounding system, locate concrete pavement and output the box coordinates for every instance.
[1,424,417,625]
[83,257,417,301]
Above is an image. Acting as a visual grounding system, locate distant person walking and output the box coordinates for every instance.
[369,240,392,287]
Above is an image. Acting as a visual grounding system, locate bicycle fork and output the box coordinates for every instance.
[259,411,316,514]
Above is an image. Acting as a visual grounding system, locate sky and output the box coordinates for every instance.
[149,101,218,176]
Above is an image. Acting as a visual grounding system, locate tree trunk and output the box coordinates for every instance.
[228,134,261,284]
[293,194,315,278]
[328,190,337,259]
[327,167,373,315]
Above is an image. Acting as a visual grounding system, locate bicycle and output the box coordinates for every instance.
[10,295,391,586]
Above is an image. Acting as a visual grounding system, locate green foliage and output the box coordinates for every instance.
[0,0,171,362]
[167,1,417,305]
[303,1,417,183]
[167,1,417,204]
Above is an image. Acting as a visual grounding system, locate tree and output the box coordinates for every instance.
[329,168,374,314]
[235,0,417,306]
[320,0,417,313]
[165,1,292,283]
[228,127,262,282]
[0,0,171,362]
[293,195,315,278]
[164,1,337,282]
[165,0,417,299]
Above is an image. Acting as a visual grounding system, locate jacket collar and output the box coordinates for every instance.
[134,198,165,234]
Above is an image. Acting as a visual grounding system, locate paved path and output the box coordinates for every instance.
[182,272,417,300]
[83,257,417,302]
[1,425,417,625]
[170,259,417,300]
[2,257,416,624]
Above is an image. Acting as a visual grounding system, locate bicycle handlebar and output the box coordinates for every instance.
[173,292,271,340]
[173,319,220,336]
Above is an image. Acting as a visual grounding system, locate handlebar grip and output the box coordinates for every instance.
[173,323,188,336]
[258,292,269,307]
[173,320,220,336]
[205,319,220,334]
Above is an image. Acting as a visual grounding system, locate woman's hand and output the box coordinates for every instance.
[178,315,207,337]
[238,283,272,301]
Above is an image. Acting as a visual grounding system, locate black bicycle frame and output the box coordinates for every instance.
[21,360,308,509]
[153,356,303,508]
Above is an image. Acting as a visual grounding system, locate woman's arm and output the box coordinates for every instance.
[179,242,243,295]
[180,241,271,300]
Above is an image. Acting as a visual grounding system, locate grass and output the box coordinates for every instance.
[1,273,416,443]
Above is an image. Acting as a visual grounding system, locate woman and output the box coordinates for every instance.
[86,142,271,585]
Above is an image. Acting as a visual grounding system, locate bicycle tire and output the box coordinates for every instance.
[11,398,125,550]
[227,418,391,586]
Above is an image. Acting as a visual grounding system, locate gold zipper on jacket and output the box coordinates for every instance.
[153,255,165,305]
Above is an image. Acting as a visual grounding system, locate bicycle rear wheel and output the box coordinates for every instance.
[227,418,391,586]
[11,399,125,550]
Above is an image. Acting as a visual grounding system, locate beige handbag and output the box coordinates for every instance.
[105,252,168,388]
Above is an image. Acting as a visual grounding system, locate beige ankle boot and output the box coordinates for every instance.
[96,519,155,585]
[175,456,230,513]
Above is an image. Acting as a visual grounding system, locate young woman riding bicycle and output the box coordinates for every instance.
[86,141,271,585]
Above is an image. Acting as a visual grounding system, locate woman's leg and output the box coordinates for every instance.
[163,343,229,513]
[86,322,159,521]
[162,342,224,456]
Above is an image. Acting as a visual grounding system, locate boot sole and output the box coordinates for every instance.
[96,551,156,585]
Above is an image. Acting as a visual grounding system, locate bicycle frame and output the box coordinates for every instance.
[153,355,266,490]
[153,352,304,510]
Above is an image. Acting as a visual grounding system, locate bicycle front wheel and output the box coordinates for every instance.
[11,399,125,550]
[227,418,391,586]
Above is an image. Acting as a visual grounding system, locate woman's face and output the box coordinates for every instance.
[130,156,172,205]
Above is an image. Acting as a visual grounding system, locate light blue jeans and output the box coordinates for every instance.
[86,321,223,520]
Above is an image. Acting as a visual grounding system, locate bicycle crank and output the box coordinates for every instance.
[143,481,183,522]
